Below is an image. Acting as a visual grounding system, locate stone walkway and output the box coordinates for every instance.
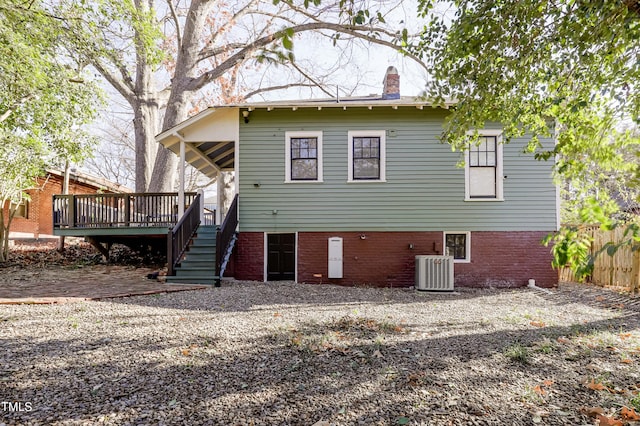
[0,264,206,304]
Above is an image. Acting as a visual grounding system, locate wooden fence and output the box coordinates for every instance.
[559,225,640,294]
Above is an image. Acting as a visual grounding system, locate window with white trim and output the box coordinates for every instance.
[285,131,323,182]
[465,130,503,200]
[444,232,471,262]
[348,130,386,182]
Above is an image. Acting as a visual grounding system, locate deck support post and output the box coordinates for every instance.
[87,237,110,261]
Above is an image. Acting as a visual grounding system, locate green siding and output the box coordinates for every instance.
[238,107,557,232]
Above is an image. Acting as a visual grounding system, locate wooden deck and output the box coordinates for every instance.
[52,192,214,237]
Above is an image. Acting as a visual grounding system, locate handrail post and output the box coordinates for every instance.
[70,195,76,228]
[197,189,204,224]
[167,230,174,276]
[124,194,131,226]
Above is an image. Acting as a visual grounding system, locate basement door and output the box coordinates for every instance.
[267,233,296,281]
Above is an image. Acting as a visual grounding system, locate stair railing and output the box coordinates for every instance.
[167,193,201,276]
[215,194,238,287]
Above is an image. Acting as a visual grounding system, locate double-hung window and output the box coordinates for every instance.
[285,131,323,182]
[348,130,386,182]
[465,130,503,200]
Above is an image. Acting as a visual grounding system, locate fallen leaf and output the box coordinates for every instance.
[595,296,606,302]
[621,358,633,364]
[273,312,282,317]
[581,406,604,418]
[586,379,609,392]
[181,348,191,356]
[397,417,410,425]
[530,321,545,327]
[595,414,623,426]
[619,333,632,340]
[533,385,546,395]
[557,337,571,344]
[621,406,640,421]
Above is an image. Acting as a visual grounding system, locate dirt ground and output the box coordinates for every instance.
[1,242,640,425]
[0,241,204,303]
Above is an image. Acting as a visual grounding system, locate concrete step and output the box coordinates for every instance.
[165,275,219,285]
[186,245,216,254]
[175,263,216,272]
[182,252,216,262]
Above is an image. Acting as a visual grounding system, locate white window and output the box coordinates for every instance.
[285,131,323,182]
[443,231,471,263]
[465,130,503,201]
[348,130,386,182]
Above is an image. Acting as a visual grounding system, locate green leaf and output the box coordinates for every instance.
[397,417,410,425]
[282,35,293,50]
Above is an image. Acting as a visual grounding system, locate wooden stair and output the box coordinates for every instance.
[165,225,219,285]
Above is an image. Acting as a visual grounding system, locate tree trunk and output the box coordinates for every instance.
[148,86,192,193]
[57,161,70,251]
[0,204,6,262]
[0,202,16,262]
[133,99,160,192]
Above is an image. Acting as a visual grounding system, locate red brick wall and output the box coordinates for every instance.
[234,230,557,288]
[453,231,556,288]
[298,232,442,287]
[5,174,112,238]
[234,232,264,281]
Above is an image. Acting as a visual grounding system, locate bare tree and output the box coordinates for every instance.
[57,0,425,192]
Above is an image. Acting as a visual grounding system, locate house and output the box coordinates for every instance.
[155,67,559,288]
[7,169,130,240]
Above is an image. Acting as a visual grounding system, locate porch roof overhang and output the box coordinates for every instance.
[156,107,239,180]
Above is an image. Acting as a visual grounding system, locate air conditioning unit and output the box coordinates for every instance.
[415,255,454,291]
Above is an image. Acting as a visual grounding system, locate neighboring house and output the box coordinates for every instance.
[7,169,130,239]
[157,67,559,288]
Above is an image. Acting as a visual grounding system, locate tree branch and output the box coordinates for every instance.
[189,22,427,92]
[289,62,335,97]
[92,58,135,102]
[245,83,325,99]
[166,0,182,52]
[0,94,36,124]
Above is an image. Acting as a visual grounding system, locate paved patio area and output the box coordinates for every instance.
[0,264,206,304]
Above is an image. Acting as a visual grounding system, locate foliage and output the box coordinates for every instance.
[410,0,640,273]
[0,0,102,261]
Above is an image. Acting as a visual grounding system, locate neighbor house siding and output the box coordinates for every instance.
[6,174,108,238]
[237,107,556,232]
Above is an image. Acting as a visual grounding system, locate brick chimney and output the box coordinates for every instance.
[382,66,400,100]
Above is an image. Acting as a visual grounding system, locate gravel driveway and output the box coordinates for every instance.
[1,280,639,425]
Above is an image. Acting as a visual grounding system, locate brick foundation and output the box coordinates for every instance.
[234,231,557,288]
[234,232,264,281]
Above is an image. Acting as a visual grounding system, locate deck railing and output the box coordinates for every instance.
[167,193,201,276]
[216,194,239,287]
[53,192,197,229]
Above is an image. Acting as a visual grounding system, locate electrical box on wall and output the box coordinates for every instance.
[328,237,343,278]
